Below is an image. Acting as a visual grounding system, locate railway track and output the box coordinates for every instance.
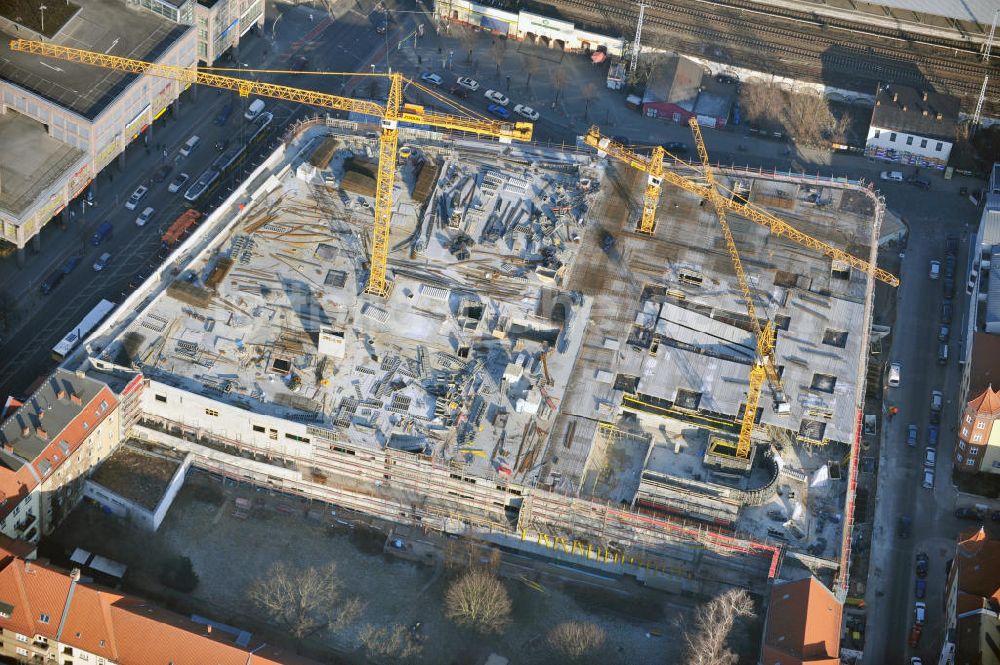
[534,0,998,115]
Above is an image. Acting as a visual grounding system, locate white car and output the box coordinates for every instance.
[914,602,926,624]
[484,89,509,106]
[93,252,112,272]
[880,170,904,182]
[888,362,901,387]
[924,448,936,468]
[168,172,190,193]
[456,76,480,91]
[514,104,539,121]
[135,206,155,227]
[420,72,443,86]
[922,469,935,489]
[125,185,149,211]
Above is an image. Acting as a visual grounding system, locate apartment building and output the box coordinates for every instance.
[0,545,314,665]
[864,83,959,170]
[760,576,843,665]
[938,527,1000,665]
[0,370,122,543]
[955,385,1000,474]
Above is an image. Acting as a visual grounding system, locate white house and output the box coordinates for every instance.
[865,83,958,171]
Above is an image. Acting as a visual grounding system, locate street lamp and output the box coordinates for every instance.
[39,5,47,34]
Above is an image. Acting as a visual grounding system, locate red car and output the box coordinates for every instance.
[908,624,922,648]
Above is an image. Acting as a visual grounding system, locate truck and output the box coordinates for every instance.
[90,222,113,246]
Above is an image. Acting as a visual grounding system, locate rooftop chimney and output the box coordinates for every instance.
[56,388,66,401]
[37,410,44,421]
[206,625,212,635]
[892,92,898,103]
[936,112,943,120]
[70,394,82,406]
[36,427,48,440]
[21,425,30,438]
[902,105,908,112]
[875,100,881,106]
[922,110,928,116]
[69,568,81,582]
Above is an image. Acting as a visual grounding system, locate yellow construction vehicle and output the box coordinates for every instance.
[9,39,533,298]
[582,126,899,288]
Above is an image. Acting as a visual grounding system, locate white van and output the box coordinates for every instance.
[179,135,200,157]
[880,171,904,182]
[888,362,901,388]
[244,99,265,120]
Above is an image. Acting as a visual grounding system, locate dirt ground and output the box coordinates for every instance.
[47,469,737,664]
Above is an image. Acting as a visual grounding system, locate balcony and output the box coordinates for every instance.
[14,512,37,535]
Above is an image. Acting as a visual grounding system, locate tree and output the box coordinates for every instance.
[552,67,569,103]
[460,26,478,64]
[359,623,422,661]
[582,82,599,121]
[682,588,755,665]
[158,555,199,592]
[490,39,505,77]
[444,568,512,634]
[248,561,363,640]
[523,56,540,90]
[547,621,606,661]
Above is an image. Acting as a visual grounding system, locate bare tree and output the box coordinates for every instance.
[247,561,363,640]
[682,588,755,665]
[359,623,422,662]
[444,568,512,634]
[490,39,505,77]
[547,621,607,661]
[552,67,569,103]
[523,56,540,90]
[740,81,848,146]
[459,27,478,64]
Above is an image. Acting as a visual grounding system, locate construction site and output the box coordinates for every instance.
[7,39,890,601]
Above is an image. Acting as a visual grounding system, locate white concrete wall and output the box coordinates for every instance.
[151,453,192,529]
[83,479,154,529]
[865,125,952,164]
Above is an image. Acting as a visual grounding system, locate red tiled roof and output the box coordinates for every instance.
[0,556,317,664]
[967,385,1000,417]
[762,577,842,665]
[955,528,1000,604]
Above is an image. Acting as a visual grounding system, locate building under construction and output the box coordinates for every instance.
[71,111,885,596]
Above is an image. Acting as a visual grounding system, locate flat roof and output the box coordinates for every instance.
[89,444,181,511]
[0,111,84,218]
[0,0,190,119]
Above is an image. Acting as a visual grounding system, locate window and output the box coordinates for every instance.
[252,425,265,433]
[82,421,89,431]
[890,132,897,142]
[936,142,943,151]
[99,400,108,413]
[906,136,913,145]
[285,433,310,443]
[822,329,848,348]
[957,454,964,462]
[959,441,966,450]
[966,415,973,423]
[16,633,28,642]
[969,446,979,455]
[920,139,927,148]
[16,647,28,657]
[976,421,986,429]
[155,394,167,403]
[873,129,880,138]
[39,613,49,623]
[63,646,73,655]
[269,428,278,440]
[962,428,969,437]
[79,654,89,661]
[973,434,982,442]
[967,458,976,466]
[205,409,219,417]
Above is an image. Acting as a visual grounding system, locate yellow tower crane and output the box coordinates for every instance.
[582,126,900,288]
[688,117,785,458]
[9,39,533,297]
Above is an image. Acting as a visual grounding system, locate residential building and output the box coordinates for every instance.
[760,576,843,665]
[0,370,122,543]
[864,83,959,170]
[0,545,313,665]
[955,386,1000,474]
[640,56,733,129]
[0,3,195,264]
[939,527,1000,665]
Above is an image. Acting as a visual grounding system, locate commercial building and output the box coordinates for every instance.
[641,56,733,128]
[0,369,130,543]
[128,0,263,64]
[0,0,195,264]
[760,576,843,665]
[938,527,1000,665]
[864,83,959,170]
[0,545,313,664]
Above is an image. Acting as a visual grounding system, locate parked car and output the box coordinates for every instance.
[888,362,901,387]
[922,469,935,489]
[906,424,918,447]
[915,552,929,577]
[907,176,931,190]
[914,602,926,624]
[90,222,113,246]
[456,76,480,91]
[513,104,540,121]
[168,172,190,193]
[125,185,149,210]
[62,255,82,274]
[924,448,936,467]
[715,73,740,84]
[92,252,112,272]
[420,72,443,86]
[931,390,943,412]
[945,255,957,279]
[40,270,65,295]
[929,260,941,280]
[661,141,689,153]
[941,302,953,323]
[908,624,922,647]
[938,325,950,342]
[927,425,939,447]
[487,103,511,119]
[484,89,509,106]
[943,277,955,299]
[947,235,959,256]
[880,170,904,182]
[914,578,926,600]
[135,206,155,227]
[955,507,983,520]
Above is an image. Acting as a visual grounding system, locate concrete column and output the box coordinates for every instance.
[118,150,126,168]
[59,207,68,230]
[31,233,40,252]
[16,246,25,268]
